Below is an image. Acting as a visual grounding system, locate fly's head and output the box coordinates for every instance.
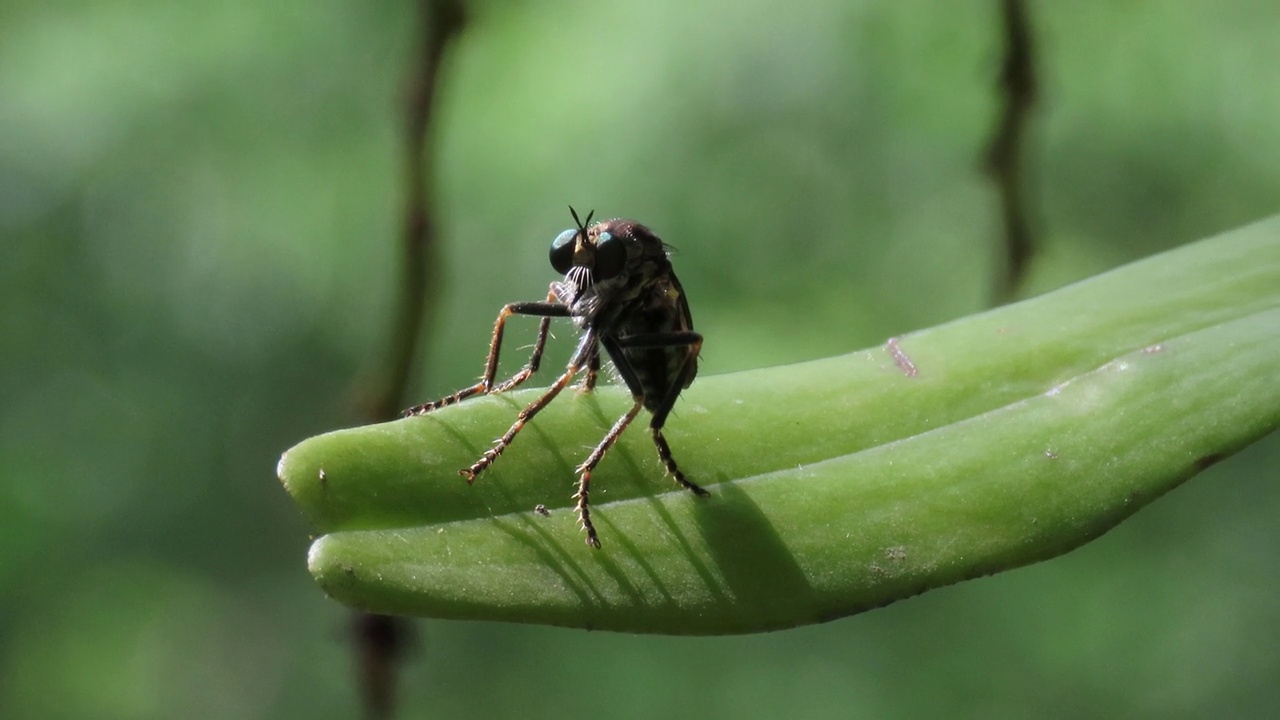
[549,208,641,311]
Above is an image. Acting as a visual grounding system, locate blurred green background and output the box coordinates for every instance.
[3,1,1278,718]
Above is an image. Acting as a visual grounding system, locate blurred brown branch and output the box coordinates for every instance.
[360,0,468,422]
[985,0,1038,304]
[351,1,468,719]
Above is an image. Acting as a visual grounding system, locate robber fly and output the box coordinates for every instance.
[403,208,707,547]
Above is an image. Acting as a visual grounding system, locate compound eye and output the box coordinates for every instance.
[549,229,577,274]
[594,231,627,280]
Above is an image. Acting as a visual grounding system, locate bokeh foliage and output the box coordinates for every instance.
[2,1,1278,718]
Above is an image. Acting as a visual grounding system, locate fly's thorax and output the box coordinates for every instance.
[550,217,687,337]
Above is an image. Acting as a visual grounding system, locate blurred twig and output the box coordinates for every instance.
[350,1,467,719]
[352,612,415,720]
[985,0,1038,305]
[361,0,468,422]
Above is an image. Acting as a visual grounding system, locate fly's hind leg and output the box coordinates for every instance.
[606,331,709,497]
[650,425,708,497]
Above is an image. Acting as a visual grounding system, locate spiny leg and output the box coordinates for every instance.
[463,331,596,482]
[403,287,566,416]
[573,398,644,548]
[609,330,708,496]
[651,427,708,497]
[577,342,600,392]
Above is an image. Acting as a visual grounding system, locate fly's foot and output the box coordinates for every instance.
[402,401,442,417]
[572,483,601,549]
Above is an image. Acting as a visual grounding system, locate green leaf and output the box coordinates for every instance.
[278,216,1280,634]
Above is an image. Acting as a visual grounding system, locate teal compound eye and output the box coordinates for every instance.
[549,228,577,275]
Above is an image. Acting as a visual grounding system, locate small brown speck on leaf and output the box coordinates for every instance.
[885,337,919,377]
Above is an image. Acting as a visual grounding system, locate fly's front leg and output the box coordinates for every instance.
[402,287,567,416]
